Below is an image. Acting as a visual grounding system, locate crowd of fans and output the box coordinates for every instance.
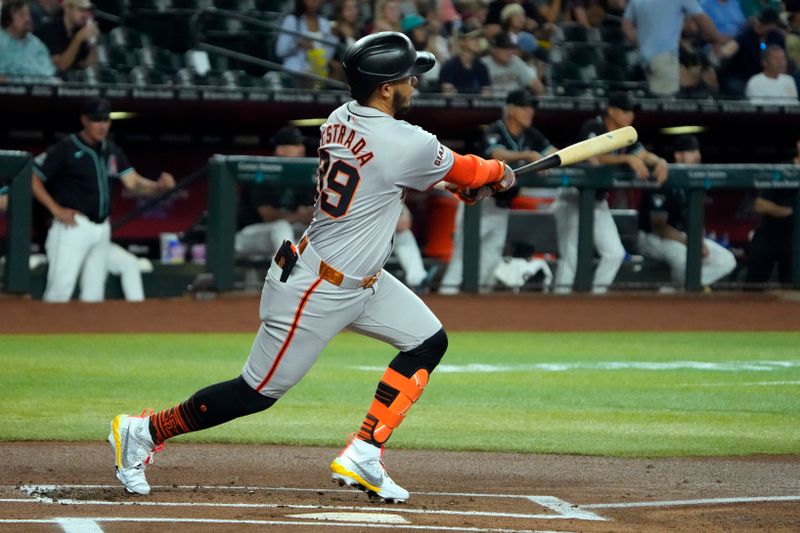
[1,0,799,102]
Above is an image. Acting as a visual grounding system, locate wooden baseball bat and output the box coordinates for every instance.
[514,126,638,177]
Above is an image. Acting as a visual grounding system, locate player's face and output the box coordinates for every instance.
[608,107,634,128]
[80,116,111,143]
[390,75,417,116]
[675,149,701,164]
[275,144,306,157]
[509,104,534,127]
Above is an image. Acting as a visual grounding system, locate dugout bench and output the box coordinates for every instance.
[206,156,800,294]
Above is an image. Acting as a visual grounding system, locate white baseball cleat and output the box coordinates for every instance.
[330,437,409,503]
[108,410,163,495]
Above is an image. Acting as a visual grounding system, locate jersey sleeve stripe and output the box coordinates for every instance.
[118,167,135,177]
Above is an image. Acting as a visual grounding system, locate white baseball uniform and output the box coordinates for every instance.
[241,102,454,398]
[553,117,641,293]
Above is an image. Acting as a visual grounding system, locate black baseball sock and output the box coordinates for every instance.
[149,376,276,444]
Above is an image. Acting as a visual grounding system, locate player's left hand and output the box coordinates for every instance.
[490,162,516,193]
[157,172,176,190]
[445,183,492,205]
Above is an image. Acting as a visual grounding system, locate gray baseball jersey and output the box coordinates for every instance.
[242,102,454,398]
[308,102,454,276]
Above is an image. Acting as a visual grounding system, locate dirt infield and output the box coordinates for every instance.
[1,292,799,532]
[1,291,800,333]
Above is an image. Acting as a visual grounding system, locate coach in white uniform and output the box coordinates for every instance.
[553,92,668,293]
[637,135,736,288]
[108,32,515,503]
[32,97,174,302]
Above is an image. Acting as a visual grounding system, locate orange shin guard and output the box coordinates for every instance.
[358,367,429,445]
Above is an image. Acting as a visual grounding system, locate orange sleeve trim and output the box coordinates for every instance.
[443,150,504,189]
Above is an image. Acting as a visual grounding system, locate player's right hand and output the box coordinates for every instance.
[53,206,79,227]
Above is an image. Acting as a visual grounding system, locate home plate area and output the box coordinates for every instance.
[3,483,800,533]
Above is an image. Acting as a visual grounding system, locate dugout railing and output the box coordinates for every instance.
[0,150,33,294]
[206,156,800,293]
[3,154,799,295]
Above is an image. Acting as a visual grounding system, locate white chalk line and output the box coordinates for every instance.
[673,380,800,387]
[581,495,800,509]
[0,518,567,533]
[353,361,800,373]
[6,493,589,521]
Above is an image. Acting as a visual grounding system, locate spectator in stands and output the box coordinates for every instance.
[637,135,736,289]
[785,10,800,70]
[275,0,336,85]
[329,0,364,83]
[372,0,403,32]
[439,25,492,95]
[485,0,547,39]
[482,31,544,95]
[745,134,799,285]
[440,89,556,294]
[680,16,721,97]
[553,92,669,294]
[31,97,175,302]
[745,45,799,103]
[566,0,605,28]
[623,0,728,96]
[35,0,98,75]
[701,0,747,38]
[500,3,539,58]
[402,13,444,92]
[0,0,57,81]
[738,0,783,20]
[235,126,314,260]
[721,8,785,96]
[29,0,60,29]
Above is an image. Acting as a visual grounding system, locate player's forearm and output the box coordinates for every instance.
[51,37,84,72]
[443,151,505,189]
[489,148,538,162]
[655,224,686,244]
[754,197,792,217]
[595,153,631,166]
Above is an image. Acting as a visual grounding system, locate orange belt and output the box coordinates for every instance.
[298,236,381,289]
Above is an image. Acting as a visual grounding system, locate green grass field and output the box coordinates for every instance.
[1,332,798,457]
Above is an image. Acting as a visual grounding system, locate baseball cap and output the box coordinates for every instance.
[401,13,426,34]
[63,0,94,9]
[491,32,518,49]
[272,126,305,146]
[81,97,111,121]
[673,135,700,152]
[607,91,635,111]
[758,8,780,25]
[458,21,483,39]
[506,88,536,107]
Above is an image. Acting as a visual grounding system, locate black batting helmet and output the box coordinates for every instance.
[342,31,435,102]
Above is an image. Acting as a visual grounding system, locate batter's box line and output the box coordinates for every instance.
[0,517,572,533]
[15,484,606,521]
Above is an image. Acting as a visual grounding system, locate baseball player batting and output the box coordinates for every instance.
[108,31,515,503]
